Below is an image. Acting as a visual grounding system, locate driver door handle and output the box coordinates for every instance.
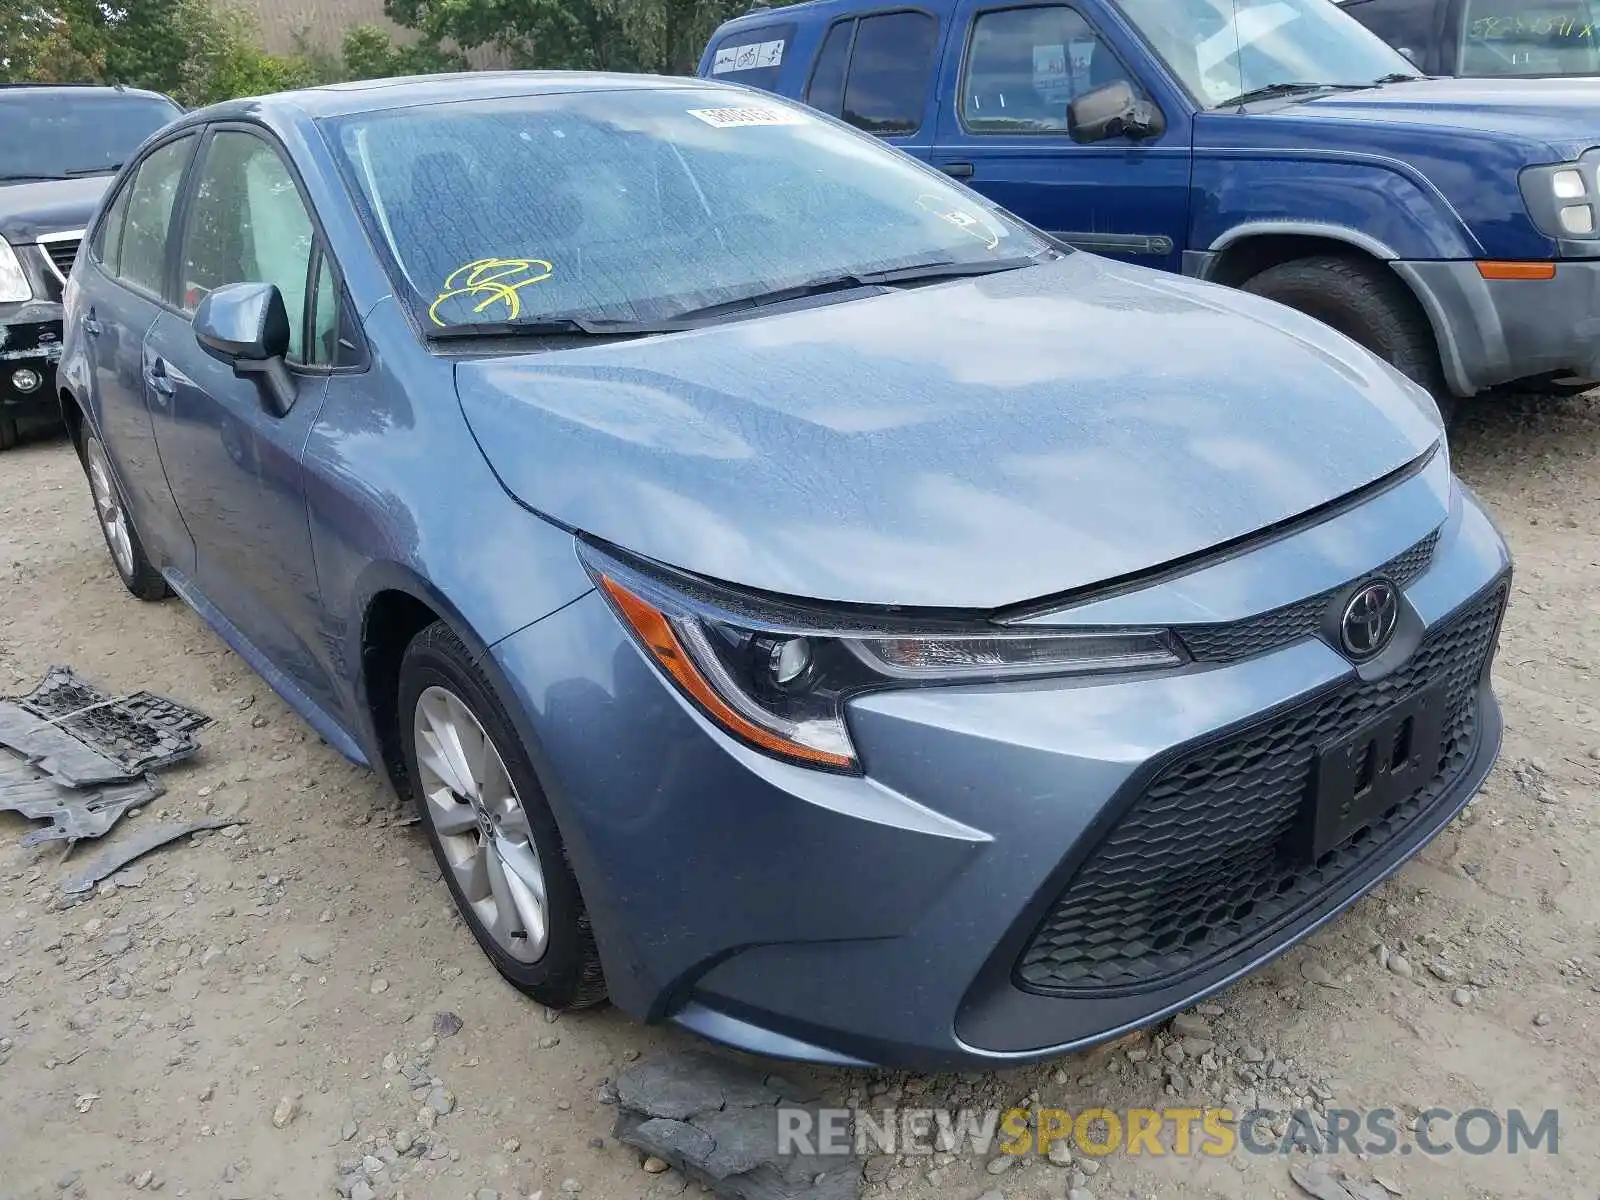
[147,358,175,400]
[940,162,975,178]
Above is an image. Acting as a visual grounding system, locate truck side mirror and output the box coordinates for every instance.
[1068,80,1165,144]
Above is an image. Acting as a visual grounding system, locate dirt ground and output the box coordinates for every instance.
[1,395,1597,1200]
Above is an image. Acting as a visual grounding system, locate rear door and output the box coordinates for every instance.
[929,0,1192,271]
[801,8,947,160]
[143,125,343,716]
[79,133,199,576]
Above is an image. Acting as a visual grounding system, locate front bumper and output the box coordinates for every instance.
[491,455,1511,1070]
[0,302,65,419]
[1396,257,1600,396]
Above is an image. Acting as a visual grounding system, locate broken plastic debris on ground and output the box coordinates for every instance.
[0,665,210,847]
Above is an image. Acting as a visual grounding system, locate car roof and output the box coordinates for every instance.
[0,82,177,103]
[710,0,887,37]
[183,70,736,124]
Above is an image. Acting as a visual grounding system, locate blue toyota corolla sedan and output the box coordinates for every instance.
[56,72,1510,1070]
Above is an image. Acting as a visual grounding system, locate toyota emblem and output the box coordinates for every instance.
[1340,580,1400,659]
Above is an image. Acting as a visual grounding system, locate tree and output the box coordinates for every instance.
[340,22,466,79]
[383,0,752,75]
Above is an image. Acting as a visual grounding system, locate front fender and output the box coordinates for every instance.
[1191,150,1483,261]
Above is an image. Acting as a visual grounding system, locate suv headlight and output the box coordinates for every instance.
[1520,151,1600,244]
[0,240,31,303]
[582,543,1188,773]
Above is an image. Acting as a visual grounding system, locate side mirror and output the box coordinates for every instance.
[193,282,297,417]
[1068,80,1165,145]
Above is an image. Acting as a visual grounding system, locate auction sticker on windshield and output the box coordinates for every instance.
[687,105,808,128]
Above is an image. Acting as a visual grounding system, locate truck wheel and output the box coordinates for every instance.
[0,417,17,451]
[1241,255,1455,425]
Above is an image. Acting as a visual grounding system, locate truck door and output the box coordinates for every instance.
[929,0,1192,272]
[802,8,947,161]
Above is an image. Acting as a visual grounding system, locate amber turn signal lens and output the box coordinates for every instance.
[597,574,854,769]
[1476,261,1557,281]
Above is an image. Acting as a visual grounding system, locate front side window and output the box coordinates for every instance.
[179,131,316,362]
[962,6,1140,132]
[1336,0,1436,62]
[326,88,1050,334]
[1118,0,1419,106]
[118,136,196,297]
[1458,0,1600,75]
[0,92,181,185]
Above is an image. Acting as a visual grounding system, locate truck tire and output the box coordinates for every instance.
[1241,255,1455,425]
[0,417,17,451]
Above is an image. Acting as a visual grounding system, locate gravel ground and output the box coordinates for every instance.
[1,394,1598,1200]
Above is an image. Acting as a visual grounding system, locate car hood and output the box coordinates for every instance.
[1289,77,1600,157]
[0,176,113,242]
[455,254,1441,609]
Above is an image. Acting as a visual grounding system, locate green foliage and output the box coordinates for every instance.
[384,0,753,75]
[0,0,763,102]
[0,0,468,102]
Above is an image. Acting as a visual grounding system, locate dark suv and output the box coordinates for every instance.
[0,84,180,450]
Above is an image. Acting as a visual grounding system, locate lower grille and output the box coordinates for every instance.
[1016,578,1508,996]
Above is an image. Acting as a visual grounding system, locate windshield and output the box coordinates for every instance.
[1459,0,1600,75]
[326,87,1049,332]
[1119,0,1419,107]
[0,92,180,182]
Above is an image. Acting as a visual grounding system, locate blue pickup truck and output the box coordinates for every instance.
[699,0,1600,418]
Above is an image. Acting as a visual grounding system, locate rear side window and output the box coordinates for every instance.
[116,135,196,298]
[805,10,939,135]
[707,22,798,91]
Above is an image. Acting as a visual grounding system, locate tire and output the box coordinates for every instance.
[399,620,607,1010]
[0,417,17,451]
[82,433,170,600]
[1241,255,1457,425]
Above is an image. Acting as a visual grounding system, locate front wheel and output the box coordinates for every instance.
[399,620,607,1010]
[1241,255,1456,426]
[0,416,17,451]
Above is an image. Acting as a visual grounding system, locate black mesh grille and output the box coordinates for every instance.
[43,238,80,279]
[1016,577,1507,996]
[1176,530,1440,664]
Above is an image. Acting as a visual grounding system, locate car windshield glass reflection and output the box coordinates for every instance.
[326,89,1049,332]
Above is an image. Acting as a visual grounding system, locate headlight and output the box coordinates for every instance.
[0,240,31,303]
[584,545,1187,773]
[1520,152,1600,245]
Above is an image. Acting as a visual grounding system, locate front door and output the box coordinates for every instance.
[144,126,341,716]
[930,0,1192,272]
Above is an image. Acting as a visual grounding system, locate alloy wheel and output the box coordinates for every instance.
[412,685,550,963]
[86,439,135,578]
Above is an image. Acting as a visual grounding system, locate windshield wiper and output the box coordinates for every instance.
[1369,73,1421,85]
[0,173,69,183]
[664,255,1044,324]
[1214,81,1367,107]
[61,163,123,177]
[425,315,693,342]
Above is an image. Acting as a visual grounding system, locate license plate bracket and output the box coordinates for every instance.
[1306,686,1448,861]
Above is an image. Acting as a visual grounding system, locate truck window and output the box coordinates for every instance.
[962,6,1139,131]
[707,22,798,92]
[805,11,939,135]
[1338,0,1436,61]
[1458,0,1600,75]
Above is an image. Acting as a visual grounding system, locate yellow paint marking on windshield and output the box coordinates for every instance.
[916,194,1001,251]
[429,258,555,326]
